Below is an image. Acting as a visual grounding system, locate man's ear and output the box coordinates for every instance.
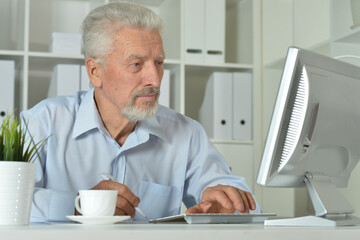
[86,57,103,88]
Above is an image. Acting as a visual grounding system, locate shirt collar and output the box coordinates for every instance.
[72,89,169,143]
[72,88,105,138]
[136,114,168,142]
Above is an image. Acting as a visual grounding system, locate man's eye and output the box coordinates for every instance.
[133,63,141,67]
[157,61,164,65]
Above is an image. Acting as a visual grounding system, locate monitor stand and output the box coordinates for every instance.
[265,173,360,227]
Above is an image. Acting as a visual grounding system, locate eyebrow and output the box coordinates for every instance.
[128,54,145,59]
[128,54,165,60]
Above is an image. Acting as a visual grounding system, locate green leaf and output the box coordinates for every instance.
[0,111,49,162]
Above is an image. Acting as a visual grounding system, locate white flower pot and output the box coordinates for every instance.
[0,162,36,225]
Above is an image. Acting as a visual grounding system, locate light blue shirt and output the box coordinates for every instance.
[20,89,261,222]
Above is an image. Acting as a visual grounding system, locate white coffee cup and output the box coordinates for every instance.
[75,190,117,217]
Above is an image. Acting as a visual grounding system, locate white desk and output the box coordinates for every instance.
[1,223,360,240]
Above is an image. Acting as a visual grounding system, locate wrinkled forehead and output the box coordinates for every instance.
[110,27,165,58]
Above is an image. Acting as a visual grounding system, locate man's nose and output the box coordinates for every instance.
[143,62,162,87]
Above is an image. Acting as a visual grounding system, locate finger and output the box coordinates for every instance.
[238,190,250,213]
[114,208,127,216]
[185,205,202,214]
[213,185,256,213]
[203,187,234,210]
[217,186,248,212]
[244,191,257,210]
[185,201,212,214]
[115,183,140,207]
[115,195,136,217]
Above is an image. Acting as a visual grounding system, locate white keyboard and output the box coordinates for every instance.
[149,213,276,224]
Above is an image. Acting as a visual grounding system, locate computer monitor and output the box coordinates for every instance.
[257,47,360,227]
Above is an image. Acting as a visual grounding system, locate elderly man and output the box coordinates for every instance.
[21,2,260,222]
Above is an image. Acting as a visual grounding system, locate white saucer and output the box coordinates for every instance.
[66,215,131,224]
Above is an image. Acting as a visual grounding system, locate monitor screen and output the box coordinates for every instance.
[256,47,360,226]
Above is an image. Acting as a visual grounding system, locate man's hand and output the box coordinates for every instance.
[185,185,256,214]
[75,180,140,218]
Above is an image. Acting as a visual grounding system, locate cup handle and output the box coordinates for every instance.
[75,195,83,215]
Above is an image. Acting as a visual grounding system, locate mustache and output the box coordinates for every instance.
[130,87,160,103]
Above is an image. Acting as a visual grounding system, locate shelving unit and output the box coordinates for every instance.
[260,0,360,218]
[0,0,262,197]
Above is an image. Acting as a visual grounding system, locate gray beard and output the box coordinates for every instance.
[121,87,160,122]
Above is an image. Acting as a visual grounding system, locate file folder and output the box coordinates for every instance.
[233,72,252,140]
[199,72,233,139]
[48,64,80,98]
[184,0,205,62]
[0,60,15,125]
[205,0,225,63]
[159,69,170,108]
[50,32,82,55]
[184,0,225,63]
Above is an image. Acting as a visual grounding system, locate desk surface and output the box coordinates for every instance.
[1,222,360,240]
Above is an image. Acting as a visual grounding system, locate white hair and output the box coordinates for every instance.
[81,1,164,64]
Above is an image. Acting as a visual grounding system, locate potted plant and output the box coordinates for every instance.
[0,112,47,225]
